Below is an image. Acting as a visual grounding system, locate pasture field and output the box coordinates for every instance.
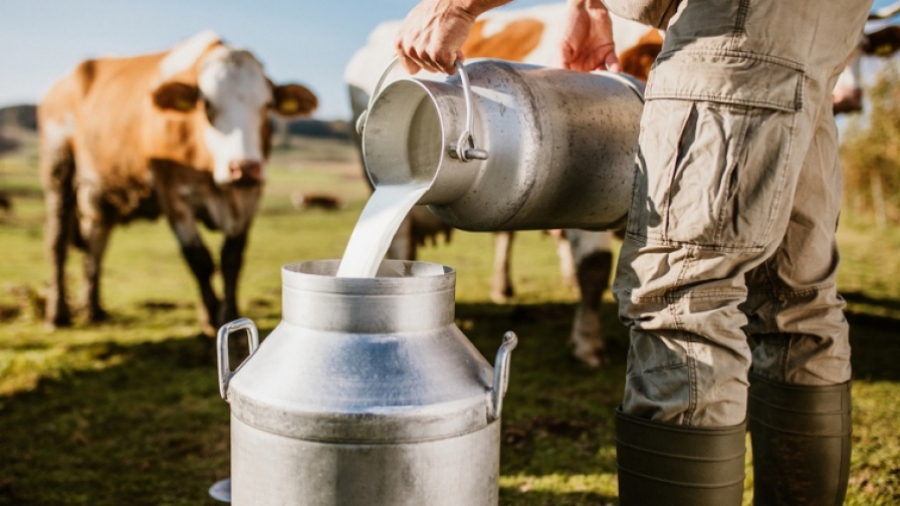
[1,133,898,505]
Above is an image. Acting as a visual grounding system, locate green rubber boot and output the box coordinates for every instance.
[748,372,852,506]
[615,407,746,506]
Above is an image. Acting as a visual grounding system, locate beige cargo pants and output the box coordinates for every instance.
[609,0,874,426]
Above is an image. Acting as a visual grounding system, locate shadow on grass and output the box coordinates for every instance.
[500,488,618,506]
[846,311,900,382]
[1,300,897,505]
[0,333,270,506]
[841,290,900,313]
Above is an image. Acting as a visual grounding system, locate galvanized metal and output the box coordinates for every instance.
[209,478,231,503]
[361,59,645,231]
[217,318,259,401]
[218,259,517,506]
[358,58,488,163]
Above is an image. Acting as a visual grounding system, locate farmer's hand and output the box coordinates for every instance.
[560,0,620,72]
[395,0,510,75]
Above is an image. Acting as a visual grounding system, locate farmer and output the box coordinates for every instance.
[395,0,871,504]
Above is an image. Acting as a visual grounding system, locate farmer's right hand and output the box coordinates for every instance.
[560,0,620,72]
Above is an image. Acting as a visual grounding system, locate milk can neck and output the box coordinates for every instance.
[280,260,457,333]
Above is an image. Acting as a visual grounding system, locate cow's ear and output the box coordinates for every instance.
[152,82,200,112]
[863,26,900,57]
[271,84,317,117]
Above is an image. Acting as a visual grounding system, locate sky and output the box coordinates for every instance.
[0,0,896,120]
[0,0,546,120]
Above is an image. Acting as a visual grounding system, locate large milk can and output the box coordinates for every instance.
[217,260,517,506]
[358,59,644,231]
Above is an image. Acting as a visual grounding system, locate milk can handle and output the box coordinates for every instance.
[217,318,260,402]
[355,57,488,162]
[489,331,518,421]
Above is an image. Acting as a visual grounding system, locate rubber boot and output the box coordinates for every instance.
[615,407,746,506]
[748,372,852,506]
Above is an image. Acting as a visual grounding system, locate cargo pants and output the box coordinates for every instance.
[608,0,874,426]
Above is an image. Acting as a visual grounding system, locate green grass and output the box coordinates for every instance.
[1,135,898,505]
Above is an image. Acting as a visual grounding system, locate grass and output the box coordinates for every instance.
[1,133,899,505]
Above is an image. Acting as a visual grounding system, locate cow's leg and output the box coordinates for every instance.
[168,214,220,335]
[220,231,248,325]
[568,230,615,367]
[490,231,515,304]
[78,214,112,323]
[550,229,576,286]
[41,145,76,329]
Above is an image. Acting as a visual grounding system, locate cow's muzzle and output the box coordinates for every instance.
[229,160,264,186]
[833,88,863,114]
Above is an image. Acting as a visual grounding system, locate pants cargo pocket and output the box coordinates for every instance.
[638,99,796,250]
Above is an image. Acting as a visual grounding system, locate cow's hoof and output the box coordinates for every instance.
[571,344,611,368]
[44,308,72,331]
[200,321,217,338]
[490,284,515,304]
[490,291,511,304]
[570,331,610,368]
[44,319,70,332]
[86,307,109,323]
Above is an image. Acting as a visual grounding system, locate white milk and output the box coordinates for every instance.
[339,93,443,278]
[336,183,430,278]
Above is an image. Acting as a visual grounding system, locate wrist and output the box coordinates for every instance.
[449,0,512,18]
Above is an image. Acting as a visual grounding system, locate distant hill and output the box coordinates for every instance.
[0,104,352,144]
[0,104,37,131]
[286,119,352,140]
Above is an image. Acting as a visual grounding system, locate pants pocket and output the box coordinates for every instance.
[640,100,796,250]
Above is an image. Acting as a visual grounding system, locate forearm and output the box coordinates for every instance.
[441,0,514,18]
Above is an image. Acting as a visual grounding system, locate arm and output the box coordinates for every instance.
[395,0,513,75]
[560,0,620,72]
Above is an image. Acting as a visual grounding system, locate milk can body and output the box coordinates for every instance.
[218,260,517,506]
[360,60,644,231]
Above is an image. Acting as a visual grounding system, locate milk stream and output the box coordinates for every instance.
[336,183,430,278]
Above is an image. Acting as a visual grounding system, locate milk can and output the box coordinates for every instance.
[358,59,645,231]
[216,259,517,506]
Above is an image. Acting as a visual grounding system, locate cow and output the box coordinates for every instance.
[346,4,663,367]
[39,31,317,333]
[833,3,900,113]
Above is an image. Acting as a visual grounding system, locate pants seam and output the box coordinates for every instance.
[760,111,799,245]
[669,245,697,425]
[731,0,751,45]
[663,102,698,242]
[624,232,766,253]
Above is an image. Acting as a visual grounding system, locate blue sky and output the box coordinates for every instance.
[0,0,894,120]
[0,0,546,119]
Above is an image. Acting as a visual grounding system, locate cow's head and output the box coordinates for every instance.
[151,43,317,186]
[833,25,900,114]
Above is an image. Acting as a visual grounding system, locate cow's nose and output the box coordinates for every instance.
[833,88,863,114]
[229,160,263,184]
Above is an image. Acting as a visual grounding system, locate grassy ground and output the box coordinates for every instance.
[1,134,898,505]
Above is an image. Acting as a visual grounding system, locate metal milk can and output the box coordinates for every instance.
[217,260,517,506]
[358,59,645,231]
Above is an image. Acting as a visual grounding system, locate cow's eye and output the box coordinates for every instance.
[204,99,217,123]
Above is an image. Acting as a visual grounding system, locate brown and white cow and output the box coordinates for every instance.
[346,4,663,367]
[833,4,900,113]
[39,31,317,333]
